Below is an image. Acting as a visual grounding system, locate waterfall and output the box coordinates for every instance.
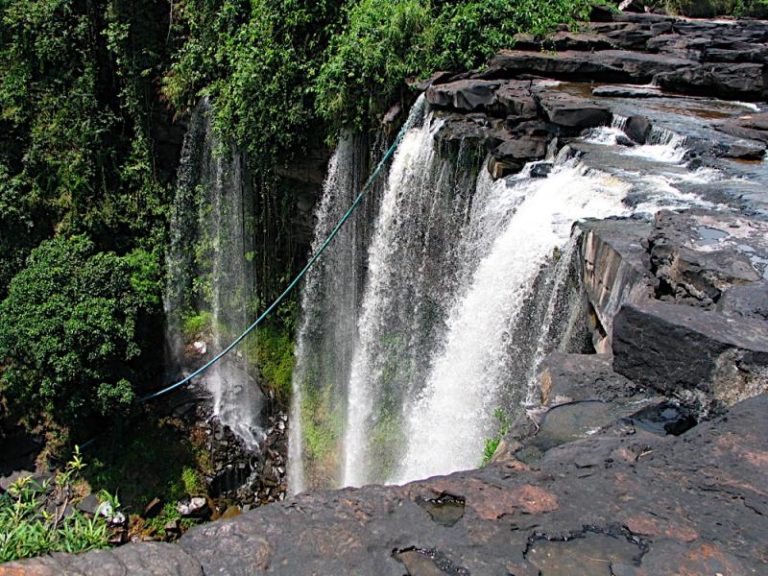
[165,99,264,451]
[289,95,713,492]
[287,132,377,492]
[395,160,630,483]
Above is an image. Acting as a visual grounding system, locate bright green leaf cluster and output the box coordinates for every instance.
[0,236,161,429]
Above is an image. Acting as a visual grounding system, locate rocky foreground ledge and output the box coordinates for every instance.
[3,393,766,575]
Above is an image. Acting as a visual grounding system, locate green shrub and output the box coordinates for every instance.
[0,236,161,429]
[244,323,296,405]
[315,0,429,130]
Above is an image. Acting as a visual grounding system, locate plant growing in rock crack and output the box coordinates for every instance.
[0,446,119,563]
[481,408,511,466]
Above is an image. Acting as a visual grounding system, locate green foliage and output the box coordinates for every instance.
[659,0,768,16]
[300,382,341,468]
[86,417,206,515]
[0,447,117,563]
[424,0,596,72]
[182,311,214,339]
[368,409,405,480]
[0,236,161,429]
[315,0,429,130]
[481,407,511,466]
[316,0,601,131]
[164,0,344,164]
[244,323,296,405]
[181,466,207,497]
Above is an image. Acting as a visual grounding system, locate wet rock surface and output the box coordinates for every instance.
[8,394,767,575]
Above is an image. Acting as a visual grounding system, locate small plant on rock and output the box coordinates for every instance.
[482,408,511,466]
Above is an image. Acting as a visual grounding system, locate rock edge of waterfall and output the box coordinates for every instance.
[4,11,768,576]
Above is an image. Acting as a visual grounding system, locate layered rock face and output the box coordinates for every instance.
[582,209,768,410]
[423,11,768,180]
[4,11,768,576]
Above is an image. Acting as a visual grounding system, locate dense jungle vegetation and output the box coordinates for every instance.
[0,0,610,451]
[1,0,766,561]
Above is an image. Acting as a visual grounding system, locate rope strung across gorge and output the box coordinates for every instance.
[140,102,423,403]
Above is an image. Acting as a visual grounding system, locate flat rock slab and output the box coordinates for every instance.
[9,395,768,575]
[538,352,641,406]
[484,49,696,84]
[539,93,612,129]
[613,299,768,406]
[655,62,767,99]
[650,209,768,306]
[715,111,768,144]
[0,543,203,576]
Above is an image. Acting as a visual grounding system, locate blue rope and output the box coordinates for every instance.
[140,115,415,403]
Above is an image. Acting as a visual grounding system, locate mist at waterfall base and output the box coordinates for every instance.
[289,97,718,494]
[165,100,266,452]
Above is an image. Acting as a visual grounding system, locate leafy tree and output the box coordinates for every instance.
[0,236,161,430]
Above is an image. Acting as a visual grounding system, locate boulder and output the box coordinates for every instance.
[539,94,612,130]
[530,162,553,178]
[717,282,768,321]
[433,114,501,160]
[426,79,500,112]
[490,136,550,176]
[715,112,768,144]
[649,210,767,306]
[714,139,766,160]
[613,300,768,406]
[624,115,652,144]
[655,62,767,99]
[494,81,540,119]
[538,353,641,406]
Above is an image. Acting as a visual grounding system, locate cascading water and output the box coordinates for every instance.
[287,132,376,492]
[165,99,264,451]
[394,160,630,483]
[289,95,722,492]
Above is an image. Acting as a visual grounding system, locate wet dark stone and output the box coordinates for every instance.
[717,282,768,321]
[714,140,766,160]
[625,401,697,436]
[530,162,553,178]
[395,548,470,576]
[592,84,666,98]
[143,497,164,519]
[539,94,612,130]
[715,112,768,144]
[624,115,652,145]
[526,531,643,576]
[649,210,766,305]
[613,300,768,405]
[416,494,466,527]
[76,494,101,516]
[655,62,767,99]
[426,80,501,112]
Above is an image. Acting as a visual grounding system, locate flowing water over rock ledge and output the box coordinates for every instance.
[3,10,768,575]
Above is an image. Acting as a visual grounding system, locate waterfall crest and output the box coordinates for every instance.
[289,94,717,491]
